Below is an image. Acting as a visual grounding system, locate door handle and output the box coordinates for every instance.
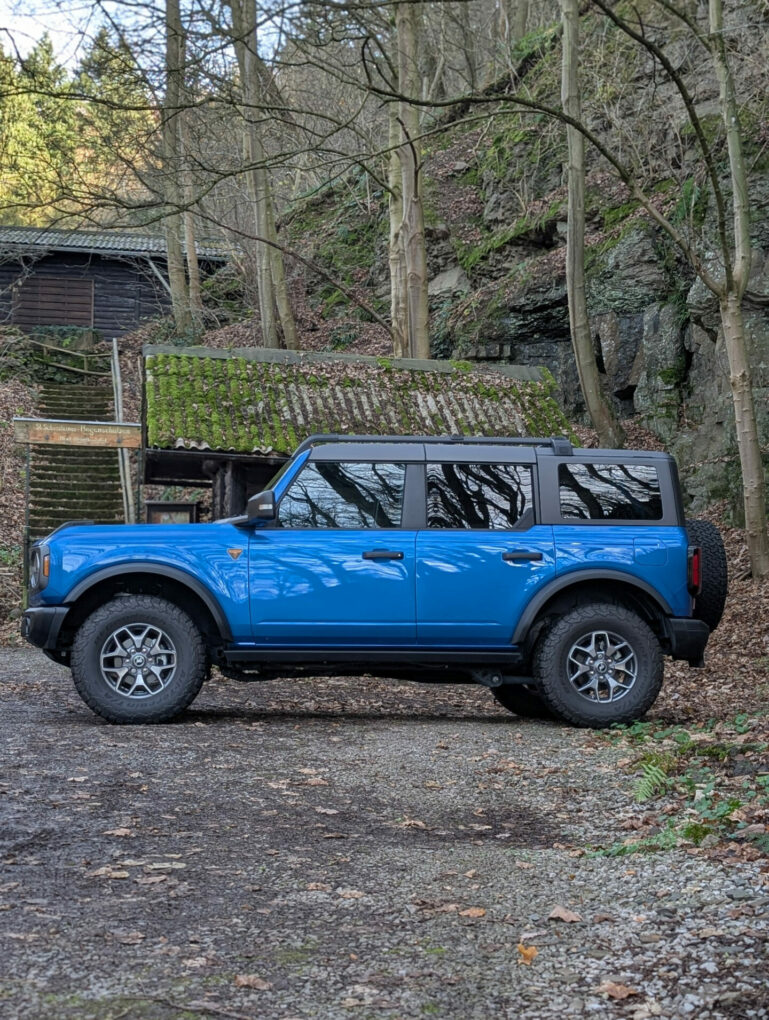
[362,549,404,560]
[502,550,543,562]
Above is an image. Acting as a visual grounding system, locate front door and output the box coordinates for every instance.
[416,460,555,646]
[249,459,416,644]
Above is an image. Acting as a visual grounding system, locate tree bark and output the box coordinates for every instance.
[163,0,191,334]
[560,0,624,447]
[264,171,299,349]
[708,0,768,575]
[720,294,769,573]
[388,105,408,358]
[396,2,430,360]
[179,113,204,326]
[229,0,297,348]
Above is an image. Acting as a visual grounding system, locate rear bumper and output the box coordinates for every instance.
[665,617,710,666]
[20,606,69,651]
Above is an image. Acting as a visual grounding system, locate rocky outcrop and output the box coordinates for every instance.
[454,223,769,513]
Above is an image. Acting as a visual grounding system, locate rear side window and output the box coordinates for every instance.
[278,461,405,528]
[427,462,533,529]
[559,463,662,521]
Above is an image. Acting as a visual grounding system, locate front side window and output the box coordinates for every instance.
[278,461,406,529]
[426,462,533,529]
[559,463,662,521]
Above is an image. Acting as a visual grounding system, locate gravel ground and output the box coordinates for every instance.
[1,648,767,1020]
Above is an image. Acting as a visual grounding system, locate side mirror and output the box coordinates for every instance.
[246,489,277,522]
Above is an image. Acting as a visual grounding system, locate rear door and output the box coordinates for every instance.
[249,455,418,644]
[416,451,555,647]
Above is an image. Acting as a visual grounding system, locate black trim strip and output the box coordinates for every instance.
[224,647,524,666]
[511,569,674,644]
[64,565,233,640]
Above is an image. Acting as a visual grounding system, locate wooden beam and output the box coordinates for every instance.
[13,417,142,448]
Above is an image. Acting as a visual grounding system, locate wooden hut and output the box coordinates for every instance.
[0,227,227,337]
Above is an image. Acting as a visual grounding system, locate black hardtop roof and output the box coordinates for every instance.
[300,434,574,458]
[299,433,673,464]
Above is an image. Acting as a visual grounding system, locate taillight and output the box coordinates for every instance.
[688,546,702,596]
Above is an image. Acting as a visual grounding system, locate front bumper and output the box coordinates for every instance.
[665,617,710,666]
[20,606,70,650]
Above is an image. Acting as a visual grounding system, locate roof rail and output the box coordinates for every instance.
[292,433,573,456]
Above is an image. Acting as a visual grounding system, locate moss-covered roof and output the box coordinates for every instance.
[143,345,574,455]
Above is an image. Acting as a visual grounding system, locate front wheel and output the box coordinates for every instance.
[71,595,207,724]
[534,603,663,728]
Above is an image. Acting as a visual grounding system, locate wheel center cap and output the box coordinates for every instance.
[595,661,607,673]
[131,653,147,667]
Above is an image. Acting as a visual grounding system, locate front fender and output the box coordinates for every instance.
[64,563,233,641]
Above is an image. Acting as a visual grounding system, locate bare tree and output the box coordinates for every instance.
[395,1,429,359]
[560,0,623,447]
[163,0,193,334]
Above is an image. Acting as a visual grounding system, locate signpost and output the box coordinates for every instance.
[13,417,141,448]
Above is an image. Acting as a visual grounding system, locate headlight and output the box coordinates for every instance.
[29,549,40,590]
[29,546,49,590]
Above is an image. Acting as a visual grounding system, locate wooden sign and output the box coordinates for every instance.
[13,417,142,449]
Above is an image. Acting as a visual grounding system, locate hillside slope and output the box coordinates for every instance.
[278,6,769,515]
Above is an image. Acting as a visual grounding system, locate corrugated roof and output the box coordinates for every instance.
[143,344,574,455]
[0,226,228,261]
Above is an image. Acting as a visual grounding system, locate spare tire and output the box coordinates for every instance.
[686,519,728,631]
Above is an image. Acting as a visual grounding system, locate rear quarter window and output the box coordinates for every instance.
[558,463,662,521]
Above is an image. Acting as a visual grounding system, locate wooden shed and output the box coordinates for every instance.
[0,227,227,337]
[142,344,575,519]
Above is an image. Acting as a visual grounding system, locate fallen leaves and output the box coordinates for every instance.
[103,827,133,837]
[234,974,272,990]
[86,867,129,880]
[548,905,582,923]
[596,980,639,1000]
[458,906,486,918]
[517,943,538,965]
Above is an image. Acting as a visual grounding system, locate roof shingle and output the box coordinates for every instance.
[0,226,228,261]
[143,345,574,455]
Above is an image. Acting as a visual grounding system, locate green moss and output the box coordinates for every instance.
[457,199,564,272]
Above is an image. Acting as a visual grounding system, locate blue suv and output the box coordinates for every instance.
[21,435,727,727]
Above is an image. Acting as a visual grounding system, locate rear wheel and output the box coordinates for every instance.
[492,684,555,719]
[534,603,663,728]
[71,595,207,724]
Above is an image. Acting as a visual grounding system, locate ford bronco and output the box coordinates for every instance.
[21,434,727,727]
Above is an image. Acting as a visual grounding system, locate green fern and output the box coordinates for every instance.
[634,761,672,803]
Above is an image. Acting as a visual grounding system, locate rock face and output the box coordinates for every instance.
[456,224,769,514]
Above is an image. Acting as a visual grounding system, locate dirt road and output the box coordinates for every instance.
[1,649,767,1019]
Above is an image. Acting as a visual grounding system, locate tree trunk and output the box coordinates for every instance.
[180,113,204,327]
[229,0,287,347]
[388,105,408,357]
[720,297,769,574]
[708,0,768,576]
[264,171,299,349]
[560,0,624,447]
[396,2,430,360]
[163,0,191,334]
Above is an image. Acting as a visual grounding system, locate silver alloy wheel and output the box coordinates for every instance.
[566,629,637,703]
[99,622,177,699]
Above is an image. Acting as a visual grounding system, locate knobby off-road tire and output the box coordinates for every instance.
[686,518,728,631]
[492,684,555,719]
[71,595,207,724]
[534,603,663,728]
